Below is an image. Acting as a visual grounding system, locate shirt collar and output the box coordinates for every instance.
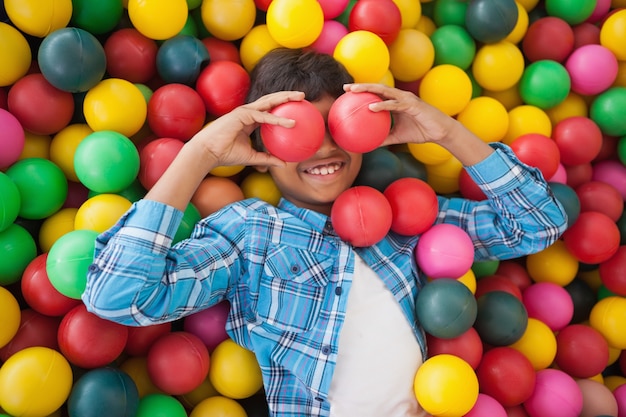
[277,198,335,235]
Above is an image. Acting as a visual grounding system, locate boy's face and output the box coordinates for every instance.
[259,95,363,215]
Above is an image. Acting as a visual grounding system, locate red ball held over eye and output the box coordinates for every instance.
[260,99,325,162]
[328,91,391,153]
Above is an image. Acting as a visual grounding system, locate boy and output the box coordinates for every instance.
[82,48,568,416]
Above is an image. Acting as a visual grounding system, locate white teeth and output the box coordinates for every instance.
[307,163,342,175]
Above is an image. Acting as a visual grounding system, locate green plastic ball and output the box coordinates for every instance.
[46,229,99,299]
[431,25,476,70]
[471,260,499,278]
[0,171,20,232]
[590,87,626,137]
[135,394,187,417]
[474,290,528,346]
[549,182,580,228]
[173,203,201,245]
[67,368,139,417]
[70,0,124,35]
[415,278,478,339]
[465,0,519,44]
[5,158,68,220]
[519,60,571,109]
[433,0,468,27]
[396,151,427,182]
[355,147,403,192]
[0,223,37,285]
[545,0,597,25]
[74,130,140,194]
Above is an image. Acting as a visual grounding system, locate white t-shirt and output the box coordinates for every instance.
[328,255,426,417]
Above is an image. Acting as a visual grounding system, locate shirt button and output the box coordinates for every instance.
[335,286,342,296]
[315,396,325,402]
[321,345,331,355]
[88,264,99,273]
[323,220,334,234]
[290,264,300,273]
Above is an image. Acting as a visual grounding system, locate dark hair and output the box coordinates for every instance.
[246,48,354,149]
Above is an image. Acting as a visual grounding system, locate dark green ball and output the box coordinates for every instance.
[474,290,528,346]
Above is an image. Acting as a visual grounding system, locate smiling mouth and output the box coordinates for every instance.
[304,162,344,175]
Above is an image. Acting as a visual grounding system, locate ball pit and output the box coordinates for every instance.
[2,1,626,415]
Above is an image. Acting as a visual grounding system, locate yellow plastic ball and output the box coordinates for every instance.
[415,15,437,36]
[426,156,463,195]
[379,69,396,87]
[118,356,164,398]
[201,0,257,41]
[389,28,434,83]
[240,172,282,206]
[239,24,281,73]
[50,124,94,182]
[502,104,552,145]
[456,96,510,143]
[525,240,578,286]
[178,375,219,410]
[209,339,264,399]
[482,84,523,111]
[504,1,529,44]
[39,207,78,253]
[392,0,422,28]
[4,0,72,37]
[612,0,626,7]
[407,142,452,165]
[509,317,557,370]
[600,9,626,61]
[589,296,626,349]
[266,0,324,48]
[83,78,147,137]
[0,347,73,417]
[456,268,477,294]
[333,30,390,83]
[0,286,20,349]
[613,61,626,88]
[545,92,589,125]
[20,132,52,160]
[127,0,187,40]
[75,194,133,233]
[605,375,626,391]
[578,268,602,292]
[419,64,472,116]
[414,354,479,417]
[517,0,540,10]
[210,165,245,178]
[608,345,622,367]
[472,41,525,92]
[190,396,247,417]
[0,22,32,87]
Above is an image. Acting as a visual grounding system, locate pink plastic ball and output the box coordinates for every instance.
[318,0,350,19]
[465,393,507,417]
[565,44,618,96]
[416,223,475,279]
[331,186,393,247]
[183,300,230,352]
[592,160,626,200]
[523,369,583,417]
[548,164,567,183]
[522,282,574,331]
[585,0,611,23]
[0,108,25,169]
[309,20,348,55]
[613,383,626,417]
[328,91,391,153]
[260,99,325,162]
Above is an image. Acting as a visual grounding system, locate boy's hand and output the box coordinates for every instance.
[188,91,305,171]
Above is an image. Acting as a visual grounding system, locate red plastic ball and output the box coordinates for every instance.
[146,331,210,395]
[348,0,402,45]
[459,169,487,201]
[510,133,561,181]
[599,246,626,296]
[565,162,593,189]
[20,253,81,317]
[475,274,523,300]
[103,28,158,83]
[138,137,185,190]
[552,116,603,166]
[426,327,483,370]
[575,180,624,222]
[125,322,172,357]
[562,211,620,264]
[260,100,325,162]
[554,324,609,379]
[476,346,537,407]
[522,16,575,63]
[331,186,393,247]
[147,83,206,141]
[58,304,129,369]
[328,91,391,153]
[572,22,600,48]
[495,260,533,292]
[201,37,242,64]
[195,60,250,117]
[383,177,438,236]
[184,300,230,352]
[7,73,74,135]
[0,309,61,362]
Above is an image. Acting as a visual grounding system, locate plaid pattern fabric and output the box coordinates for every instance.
[83,142,567,417]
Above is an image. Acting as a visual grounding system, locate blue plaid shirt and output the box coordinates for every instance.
[83,143,567,416]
